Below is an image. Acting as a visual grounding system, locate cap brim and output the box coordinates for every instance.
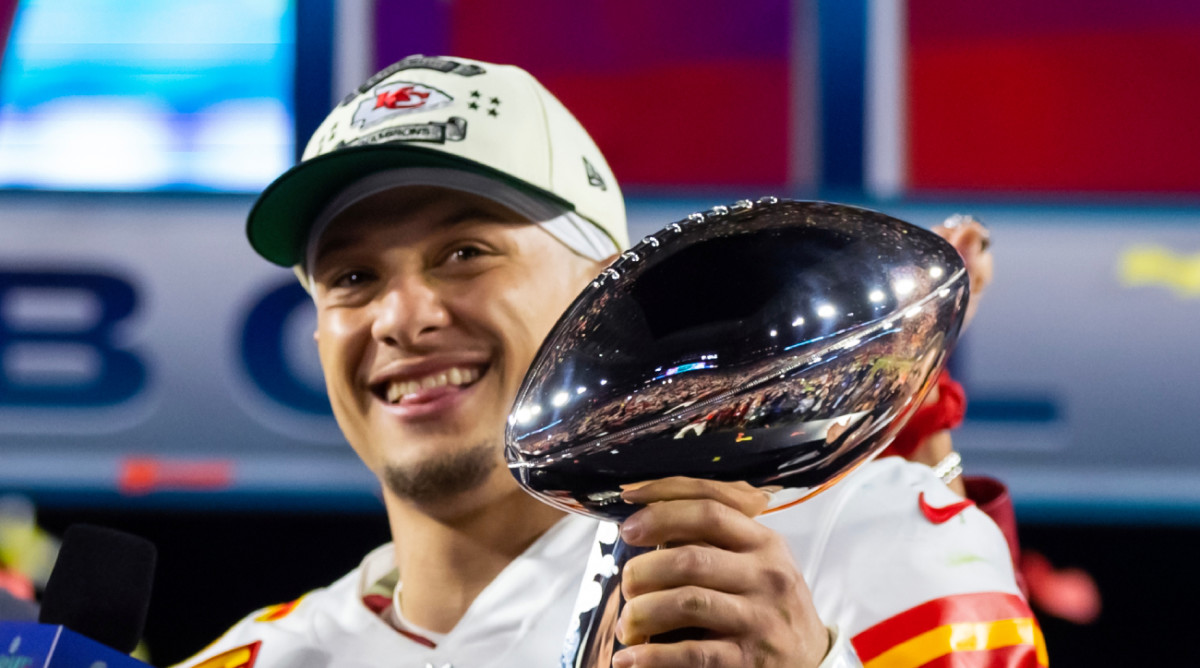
[247,144,574,267]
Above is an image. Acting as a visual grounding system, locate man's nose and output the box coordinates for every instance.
[369,276,452,348]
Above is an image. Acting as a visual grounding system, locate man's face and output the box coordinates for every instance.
[308,186,606,504]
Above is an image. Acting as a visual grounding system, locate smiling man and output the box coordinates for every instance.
[175,55,1044,668]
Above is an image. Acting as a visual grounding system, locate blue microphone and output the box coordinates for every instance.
[0,622,151,667]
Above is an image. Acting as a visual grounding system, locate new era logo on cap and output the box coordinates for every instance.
[246,54,628,268]
[583,156,607,191]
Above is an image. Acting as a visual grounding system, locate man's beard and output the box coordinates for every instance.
[382,442,499,505]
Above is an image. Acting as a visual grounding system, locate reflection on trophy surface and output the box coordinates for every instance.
[504,199,969,667]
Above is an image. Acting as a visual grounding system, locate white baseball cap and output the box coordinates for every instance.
[246,54,628,268]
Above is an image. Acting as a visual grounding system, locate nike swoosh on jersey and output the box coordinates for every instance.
[918,492,975,524]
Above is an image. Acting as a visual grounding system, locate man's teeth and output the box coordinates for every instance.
[385,367,480,403]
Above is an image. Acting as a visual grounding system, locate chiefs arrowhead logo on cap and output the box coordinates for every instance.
[352,82,453,129]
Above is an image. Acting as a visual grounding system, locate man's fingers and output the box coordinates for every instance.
[612,639,746,668]
[621,498,771,550]
[617,586,749,645]
[622,544,753,599]
[621,476,771,517]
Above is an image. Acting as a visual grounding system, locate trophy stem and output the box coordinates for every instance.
[565,530,706,668]
[564,532,647,668]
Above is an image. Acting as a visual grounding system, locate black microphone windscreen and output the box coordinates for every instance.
[38,524,157,654]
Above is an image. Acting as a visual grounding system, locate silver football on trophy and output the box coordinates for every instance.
[505,198,969,521]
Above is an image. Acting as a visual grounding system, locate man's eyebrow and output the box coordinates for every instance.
[311,235,358,266]
[311,205,523,266]
[439,204,525,228]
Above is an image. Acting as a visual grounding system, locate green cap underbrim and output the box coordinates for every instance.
[246,143,575,267]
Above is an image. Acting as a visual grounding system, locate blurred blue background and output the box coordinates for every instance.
[0,0,294,191]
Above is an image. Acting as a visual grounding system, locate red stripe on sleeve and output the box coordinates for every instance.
[852,592,1034,662]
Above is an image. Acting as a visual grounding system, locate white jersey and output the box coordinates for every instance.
[173,458,1046,668]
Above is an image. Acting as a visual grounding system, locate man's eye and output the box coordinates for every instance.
[331,270,373,288]
[449,246,485,262]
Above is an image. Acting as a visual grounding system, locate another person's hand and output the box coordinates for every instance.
[910,214,991,497]
[933,214,992,330]
[614,478,829,668]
